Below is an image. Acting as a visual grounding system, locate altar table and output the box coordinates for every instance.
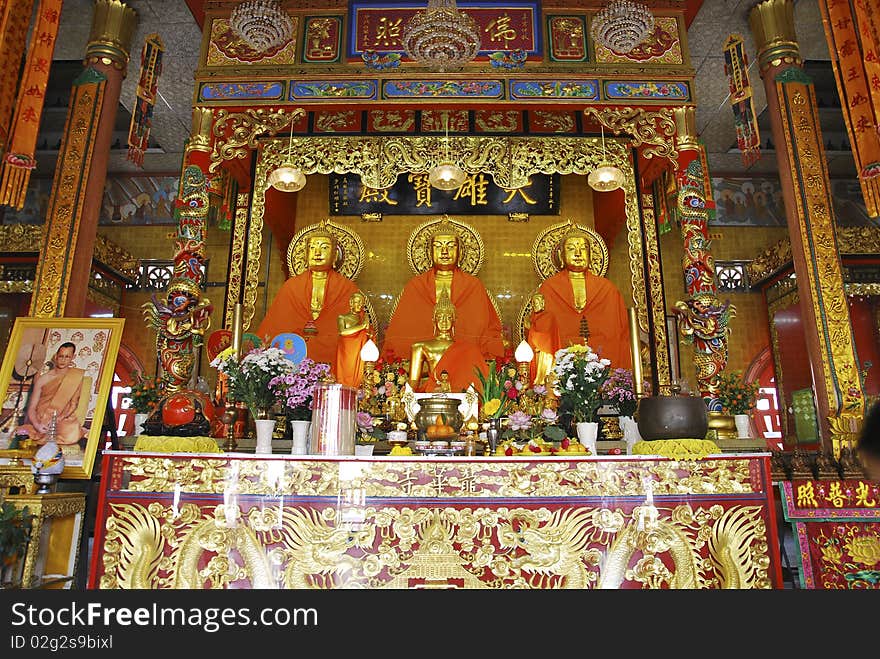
[88,450,782,589]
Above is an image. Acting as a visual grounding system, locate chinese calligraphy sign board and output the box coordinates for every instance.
[329,171,558,216]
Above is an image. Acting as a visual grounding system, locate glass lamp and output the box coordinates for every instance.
[360,338,380,386]
[268,117,306,192]
[429,114,466,190]
[514,340,535,383]
[588,124,624,192]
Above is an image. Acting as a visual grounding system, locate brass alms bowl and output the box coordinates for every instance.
[414,396,464,439]
[635,394,709,441]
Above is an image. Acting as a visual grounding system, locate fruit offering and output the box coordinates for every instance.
[426,414,456,439]
[493,436,592,457]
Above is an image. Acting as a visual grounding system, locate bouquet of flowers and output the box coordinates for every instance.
[366,358,410,406]
[211,346,295,417]
[476,360,517,419]
[552,344,611,423]
[268,357,330,421]
[127,373,163,414]
[717,370,759,415]
[601,367,638,417]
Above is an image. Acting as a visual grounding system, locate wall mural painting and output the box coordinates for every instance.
[711,177,873,227]
[0,175,180,226]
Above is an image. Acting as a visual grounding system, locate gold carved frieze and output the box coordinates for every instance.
[116,455,758,498]
[747,238,792,285]
[583,106,678,165]
[475,109,520,132]
[223,193,249,330]
[32,76,106,318]
[777,75,863,417]
[836,226,880,254]
[94,234,137,278]
[369,109,415,132]
[640,205,671,387]
[0,224,42,251]
[98,498,773,589]
[209,107,306,174]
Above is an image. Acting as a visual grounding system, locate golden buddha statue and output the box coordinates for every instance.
[524,292,561,388]
[257,225,359,368]
[408,290,488,393]
[537,226,632,369]
[336,291,371,389]
[383,217,504,368]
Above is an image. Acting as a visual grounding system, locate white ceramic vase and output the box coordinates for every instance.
[254,418,276,454]
[734,413,751,439]
[133,412,149,436]
[290,419,311,455]
[618,415,641,454]
[575,421,599,455]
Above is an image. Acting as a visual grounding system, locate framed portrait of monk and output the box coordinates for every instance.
[0,317,125,480]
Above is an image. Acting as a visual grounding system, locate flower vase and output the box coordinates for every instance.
[619,415,641,454]
[133,412,148,436]
[254,418,276,454]
[486,417,502,453]
[575,421,599,455]
[290,419,311,455]
[734,413,751,439]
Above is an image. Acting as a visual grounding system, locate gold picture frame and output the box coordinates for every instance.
[0,317,125,480]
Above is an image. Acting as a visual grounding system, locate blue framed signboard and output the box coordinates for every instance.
[329,171,559,216]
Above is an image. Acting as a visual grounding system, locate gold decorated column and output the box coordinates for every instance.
[30,0,136,317]
[749,0,864,446]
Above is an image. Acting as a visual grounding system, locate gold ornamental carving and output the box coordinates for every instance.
[223,193,250,331]
[116,455,758,497]
[747,238,792,285]
[93,234,137,278]
[254,133,632,191]
[32,75,106,318]
[209,107,306,174]
[406,215,485,276]
[583,106,678,165]
[836,226,880,254]
[0,224,42,251]
[640,203,671,388]
[98,500,772,589]
[287,219,366,280]
[777,74,864,420]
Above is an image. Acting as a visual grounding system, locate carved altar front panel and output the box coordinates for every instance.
[90,452,781,589]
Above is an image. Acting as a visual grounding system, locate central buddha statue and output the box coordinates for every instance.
[537,227,632,369]
[383,219,505,370]
[256,227,359,369]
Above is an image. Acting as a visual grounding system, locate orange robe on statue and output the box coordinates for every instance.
[383,268,505,363]
[419,341,489,393]
[257,270,358,369]
[335,325,367,389]
[537,270,632,369]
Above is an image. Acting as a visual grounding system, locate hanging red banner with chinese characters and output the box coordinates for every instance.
[723,34,761,168]
[127,33,165,167]
[0,0,36,154]
[819,0,880,217]
[0,0,61,209]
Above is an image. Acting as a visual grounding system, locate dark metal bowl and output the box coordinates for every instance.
[635,395,709,441]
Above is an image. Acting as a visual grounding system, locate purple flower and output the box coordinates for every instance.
[508,410,533,432]
[356,411,374,431]
[540,408,558,424]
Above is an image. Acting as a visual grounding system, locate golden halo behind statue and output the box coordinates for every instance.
[287,219,366,280]
[406,214,485,276]
[531,219,608,281]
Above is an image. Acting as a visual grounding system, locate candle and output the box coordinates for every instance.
[232,303,243,359]
[628,307,644,397]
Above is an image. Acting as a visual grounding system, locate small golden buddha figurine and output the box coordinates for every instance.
[408,290,489,393]
[335,291,371,389]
